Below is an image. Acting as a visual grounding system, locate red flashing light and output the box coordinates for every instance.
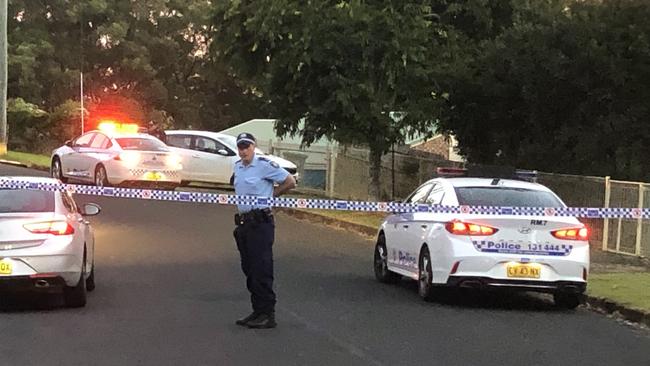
[98,120,139,135]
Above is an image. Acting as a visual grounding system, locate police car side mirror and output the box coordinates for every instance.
[65,140,73,147]
[81,203,101,216]
[217,149,230,156]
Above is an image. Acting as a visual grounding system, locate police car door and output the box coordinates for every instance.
[389,182,435,275]
[63,132,96,181]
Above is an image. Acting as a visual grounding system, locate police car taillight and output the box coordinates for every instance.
[445,220,498,236]
[24,220,74,235]
[551,227,589,241]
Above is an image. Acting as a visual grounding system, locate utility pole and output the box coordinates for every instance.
[0,0,8,155]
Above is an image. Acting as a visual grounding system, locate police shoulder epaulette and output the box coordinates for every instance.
[234,159,242,164]
[258,156,279,168]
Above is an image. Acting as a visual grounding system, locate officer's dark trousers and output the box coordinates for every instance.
[233,219,276,315]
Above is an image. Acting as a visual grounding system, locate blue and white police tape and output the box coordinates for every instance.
[1,177,649,219]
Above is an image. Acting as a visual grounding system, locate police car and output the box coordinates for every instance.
[374,168,589,309]
[50,122,183,189]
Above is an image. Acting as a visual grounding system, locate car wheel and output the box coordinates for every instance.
[51,157,68,183]
[63,254,87,308]
[374,234,400,284]
[418,247,435,301]
[86,260,95,292]
[94,165,109,188]
[553,291,581,310]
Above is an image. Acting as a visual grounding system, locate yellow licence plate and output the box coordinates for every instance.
[144,171,162,181]
[0,260,12,275]
[506,263,541,279]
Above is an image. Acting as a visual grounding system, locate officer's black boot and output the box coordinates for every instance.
[235,311,259,326]
[246,312,276,329]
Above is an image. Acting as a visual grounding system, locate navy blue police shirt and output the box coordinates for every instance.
[233,154,289,213]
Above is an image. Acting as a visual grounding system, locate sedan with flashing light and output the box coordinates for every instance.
[51,125,183,189]
[0,176,100,307]
[374,169,590,309]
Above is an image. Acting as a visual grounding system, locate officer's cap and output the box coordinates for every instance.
[236,132,256,147]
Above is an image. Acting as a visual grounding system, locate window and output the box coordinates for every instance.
[454,187,564,207]
[194,137,219,153]
[425,189,445,205]
[90,134,109,149]
[405,183,435,204]
[115,137,168,152]
[74,133,95,147]
[166,135,192,149]
[0,189,55,213]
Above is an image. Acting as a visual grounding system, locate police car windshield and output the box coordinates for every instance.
[116,138,168,151]
[0,189,55,213]
[455,187,563,207]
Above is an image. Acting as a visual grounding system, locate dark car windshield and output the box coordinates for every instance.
[454,187,564,207]
[115,138,168,151]
[0,189,55,213]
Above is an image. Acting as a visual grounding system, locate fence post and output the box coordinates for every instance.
[635,184,644,256]
[326,145,337,198]
[602,176,611,251]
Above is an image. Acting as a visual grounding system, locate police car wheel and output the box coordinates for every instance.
[374,234,400,284]
[418,247,435,301]
[51,158,68,183]
[95,165,109,188]
[553,291,581,310]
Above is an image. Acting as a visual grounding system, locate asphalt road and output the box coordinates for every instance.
[1,164,649,366]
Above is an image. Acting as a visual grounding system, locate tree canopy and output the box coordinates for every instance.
[213,0,450,198]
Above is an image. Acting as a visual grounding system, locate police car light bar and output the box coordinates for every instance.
[436,167,468,177]
[515,169,538,183]
[435,165,538,182]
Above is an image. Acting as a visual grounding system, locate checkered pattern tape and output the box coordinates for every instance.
[1,178,649,219]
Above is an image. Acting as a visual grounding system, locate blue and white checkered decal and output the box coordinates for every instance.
[1,177,649,219]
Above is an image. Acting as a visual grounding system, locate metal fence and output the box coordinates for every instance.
[265,142,650,257]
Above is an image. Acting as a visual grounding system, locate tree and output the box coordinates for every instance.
[7,0,264,143]
[213,1,449,199]
[438,0,650,181]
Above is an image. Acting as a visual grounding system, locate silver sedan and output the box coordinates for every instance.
[0,176,100,307]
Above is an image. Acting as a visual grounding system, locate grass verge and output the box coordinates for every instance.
[0,151,50,169]
[299,209,386,228]
[588,272,650,312]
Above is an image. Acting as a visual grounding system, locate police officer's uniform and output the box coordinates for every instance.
[232,133,289,329]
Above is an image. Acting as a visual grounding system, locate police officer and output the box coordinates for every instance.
[232,132,296,329]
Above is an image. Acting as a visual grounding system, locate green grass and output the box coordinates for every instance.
[299,209,387,228]
[0,151,51,169]
[588,272,650,311]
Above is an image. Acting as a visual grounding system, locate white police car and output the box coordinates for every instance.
[374,169,589,309]
[51,122,183,189]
